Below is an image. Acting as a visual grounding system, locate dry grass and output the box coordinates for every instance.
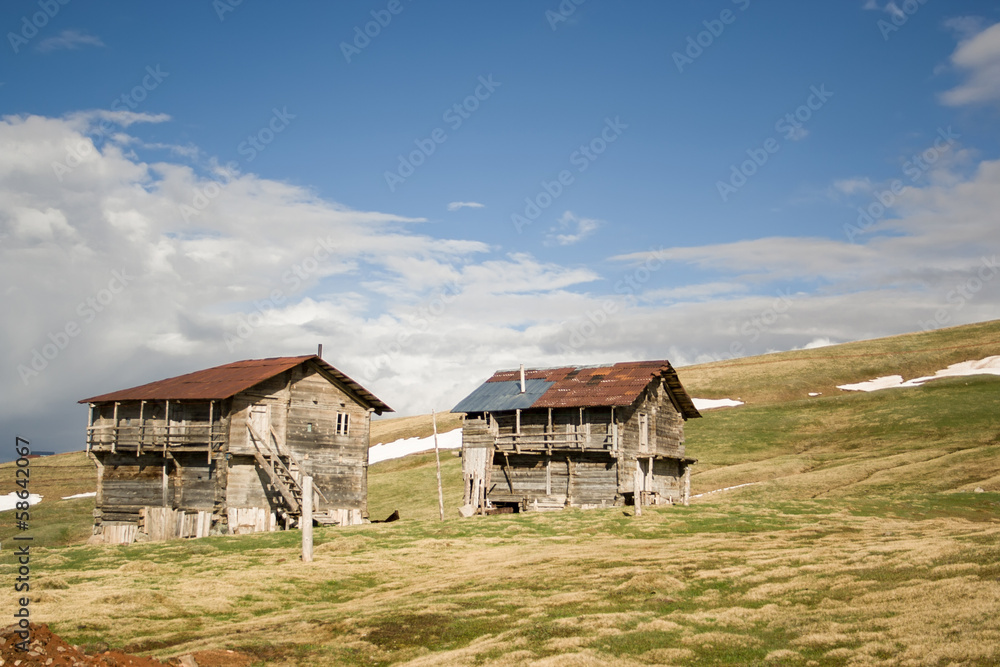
[3,497,997,665]
[3,320,1000,665]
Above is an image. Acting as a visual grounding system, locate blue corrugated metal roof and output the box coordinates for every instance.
[452,379,554,413]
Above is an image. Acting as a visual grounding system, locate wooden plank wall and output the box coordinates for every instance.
[169,452,218,512]
[95,452,164,522]
[226,507,277,535]
[286,365,370,513]
[227,373,291,456]
[224,455,272,509]
[489,452,617,509]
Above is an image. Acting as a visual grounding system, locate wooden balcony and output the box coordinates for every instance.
[86,422,226,457]
[493,431,615,454]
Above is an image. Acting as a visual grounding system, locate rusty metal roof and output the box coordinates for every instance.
[453,360,701,419]
[78,355,393,414]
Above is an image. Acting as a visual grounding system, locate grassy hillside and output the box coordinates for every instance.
[2,320,999,665]
[675,318,1000,406]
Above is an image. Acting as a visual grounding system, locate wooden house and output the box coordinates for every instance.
[453,361,700,513]
[80,355,392,543]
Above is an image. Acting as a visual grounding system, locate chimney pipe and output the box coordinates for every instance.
[520,364,526,393]
[317,343,323,359]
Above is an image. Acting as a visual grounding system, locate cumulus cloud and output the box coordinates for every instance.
[446,201,484,211]
[2,110,999,456]
[546,211,600,246]
[940,21,1000,106]
[36,29,105,53]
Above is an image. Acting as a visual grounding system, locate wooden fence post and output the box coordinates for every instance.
[432,410,445,522]
[634,466,643,517]
[302,475,313,563]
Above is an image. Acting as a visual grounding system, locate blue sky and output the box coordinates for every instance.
[2,1,1000,456]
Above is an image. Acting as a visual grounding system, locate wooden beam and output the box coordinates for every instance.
[86,403,94,453]
[207,401,214,465]
[634,464,643,516]
[432,410,444,522]
[111,402,119,453]
[164,400,170,454]
[301,475,313,563]
[137,400,145,457]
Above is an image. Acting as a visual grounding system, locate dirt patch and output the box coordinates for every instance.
[0,624,253,667]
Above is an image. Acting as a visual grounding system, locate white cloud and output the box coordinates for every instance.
[446,201,484,211]
[546,211,600,246]
[863,1,904,20]
[36,29,105,53]
[940,21,1000,106]
[832,177,873,195]
[2,110,999,455]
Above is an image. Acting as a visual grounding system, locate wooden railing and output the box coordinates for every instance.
[494,431,614,452]
[86,423,225,454]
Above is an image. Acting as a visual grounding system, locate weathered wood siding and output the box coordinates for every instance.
[650,458,683,500]
[170,453,218,512]
[95,452,164,522]
[224,455,272,509]
[490,452,617,509]
[227,373,291,456]
[286,365,369,513]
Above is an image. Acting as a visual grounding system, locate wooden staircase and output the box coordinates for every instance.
[246,423,346,528]
[247,423,303,528]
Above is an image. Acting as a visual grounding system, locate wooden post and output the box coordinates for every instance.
[682,465,691,506]
[137,400,145,457]
[164,400,170,453]
[207,401,214,465]
[111,402,119,453]
[634,466,643,516]
[432,410,445,522]
[86,403,94,453]
[302,475,313,563]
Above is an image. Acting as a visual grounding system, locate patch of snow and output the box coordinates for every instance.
[0,492,42,511]
[838,356,1000,393]
[837,375,905,392]
[62,492,97,500]
[691,482,760,498]
[808,392,821,397]
[692,398,744,410]
[369,428,463,465]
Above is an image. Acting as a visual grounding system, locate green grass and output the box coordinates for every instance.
[2,319,1000,665]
